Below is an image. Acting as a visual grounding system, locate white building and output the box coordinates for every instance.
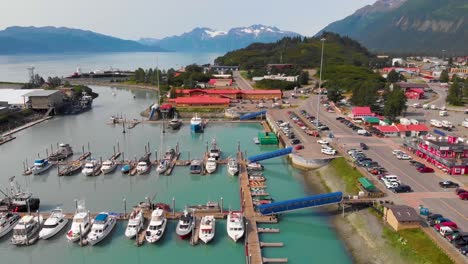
[253,74,299,82]
[392,58,406,66]
[0,89,42,107]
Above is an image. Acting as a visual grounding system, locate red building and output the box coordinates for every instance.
[175,89,282,100]
[168,96,230,108]
[351,107,375,118]
[406,137,468,175]
[404,88,425,99]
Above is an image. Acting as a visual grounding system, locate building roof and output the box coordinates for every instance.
[397,82,429,89]
[384,205,420,222]
[160,103,173,110]
[358,177,375,190]
[242,90,282,95]
[406,88,425,94]
[177,89,240,95]
[169,96,230,105]
[0,89,42,105]
[24,90,60,97]
[352,107,373,116]
[396,124,429,132]
[375,125,399,133]
[364,117,380,123]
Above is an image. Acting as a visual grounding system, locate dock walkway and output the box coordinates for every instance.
[2,116,52,137]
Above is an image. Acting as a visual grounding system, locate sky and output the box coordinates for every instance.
[0,0,376,40]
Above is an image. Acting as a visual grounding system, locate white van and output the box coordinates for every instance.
[442,120,453,128]
[357,129,368,135]
[430,105,437,110]
[439,111,448,116]
[384,175,401,184]
[463,119,468,128]
[413,103,422,108]
[423,104,429,109]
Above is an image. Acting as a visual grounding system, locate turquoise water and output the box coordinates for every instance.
[0,87,351,263]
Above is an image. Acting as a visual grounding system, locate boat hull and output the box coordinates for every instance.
[87,218,116,246]
[101,164,117,174]
[6,198,40,212]
[66,225,91,242]
[190,123,203,133]
[0,216,20,238]
[39,218,69,240]
[32,163,53,175]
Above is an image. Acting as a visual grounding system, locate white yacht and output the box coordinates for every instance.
[136,161,151,175]
[189,159,202,174]
[199,215,215,244]
[156,160,169,174]
[209,138,221,160]
[101,160,118,174]
[86,212,117,246]
[66,203,91,242]
[175,210,194,239]
[0,212,21,238]
[11,214,43,246]
[39,208,69,239]
[125,209,144,239]
[82,159,100,176]
[205,157,217,174]
[227,211,244,242]
[190,114,204,133]
[227,158,239,176]
[145,207,167,243]
[31,159,53,175]
[247,162,264,171]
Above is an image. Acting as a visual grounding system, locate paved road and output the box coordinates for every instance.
[302,95,468,231]
[233,71,253,90]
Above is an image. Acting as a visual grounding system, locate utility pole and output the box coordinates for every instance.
[316,38,326,127]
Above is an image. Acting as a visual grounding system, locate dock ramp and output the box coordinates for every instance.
[248,147,293,163]
[240,110,267,120]
[257,192,343,215]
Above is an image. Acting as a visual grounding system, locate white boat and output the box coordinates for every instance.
[66,202,91,242]
[86,212,117,246]
[145,207,167,243]
[136,161,151,175]
[190,159,202,174]
[227,212,244,242]
[175,210,194,239]
[190,114,204,133]
[205,157,217,174]
[209,138,221,160]
[227,158,239,176]
[247,162,264,171]
[0,212,21,238]
[156,160,169,174]
[125,209,144,239]
[39,208,69,239]
[11,214,43,246]
[101,160,118,174]
[253,137,260,144]
[31,159,53,175]
[199,215,215,244]
[82,159,100,176]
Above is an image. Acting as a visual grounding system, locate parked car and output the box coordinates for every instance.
[429,217,451,227]
[455,188,467,195]
[452,235,468,248]
[396,153,412,160]
[426,213,443,222]
[434,222,458,231]
[460,245,468,256]
[459,192,468,200]
[383,179,399,189]
[439,181,460,188]
[321,148,336,156]
[417,166,435,173]
[360,143,369,150]
[291,139,301,145]
[294,145,304,150]
[317,139,329,145]
[392,184,412,193]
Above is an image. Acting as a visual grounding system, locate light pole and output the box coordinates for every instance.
[316,38,326,127]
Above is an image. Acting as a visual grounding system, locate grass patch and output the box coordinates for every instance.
[382,227,453,264]
[329,157,362,193]
[315,171,332,193]
[239,71,250,80]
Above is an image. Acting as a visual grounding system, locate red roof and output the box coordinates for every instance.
[169,96,230,105]
[176,89,240,95]
[242,90,282,95]
[375,126,399,133]
[407,124,429,132]
[395,124,408,132]
[160,103,173,110]
[406,88,425,94]
[352,107,373,116]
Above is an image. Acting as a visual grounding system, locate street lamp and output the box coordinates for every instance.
[316,38,326,127]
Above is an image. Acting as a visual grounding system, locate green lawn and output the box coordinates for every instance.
[329,157,362,193]
[383,227,453,264]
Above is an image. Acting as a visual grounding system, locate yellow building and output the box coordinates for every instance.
[383,204,421,231]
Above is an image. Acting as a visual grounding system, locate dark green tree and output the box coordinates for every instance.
[383,86,407,122]
[299,71,309,85]
[446,79,464,106]
[327,87,343,103]
[440,70,449,83]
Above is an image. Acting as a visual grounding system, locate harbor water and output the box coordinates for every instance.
[0,86,351,263]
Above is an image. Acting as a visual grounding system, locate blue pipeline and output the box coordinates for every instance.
[257,192,343,215]
[240,110,267,120]
[248,147,293,162]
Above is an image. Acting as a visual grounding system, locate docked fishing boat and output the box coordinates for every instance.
[66,201,91,242]
[86,212,117,246]
[189,159,202,174]
[82,159,100,176]
[101,159,118,174]
[164,148,176,161]
[31,159,53,175]
[199,215,215,244]
[190,114,204,133]
[227,211,244,242]
[175,210,194,239]
[48,143,73,161]
[205,157,217,174]
[0,177,40,212]
[39,208,69,239]
[187,201,220,213]
[156,159,169,174]
[136,153,151,174]
[248,175,266,182]
[0,212,21,238]
[125,209,144,239]
[209,138,221,160]
[227,158,239,176]
[145,207,167,243]
[11,214,43,246]
[168,117,182,130]
[247,162,264,171]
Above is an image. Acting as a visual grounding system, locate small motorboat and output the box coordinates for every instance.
[205,157,217,174]
[136,161,151,175]
[227,158,239,176]
[0,212,21,238]
[209,138,221,160]
[101,160,118,174]
[145,207,167,243]
[156,160,169,174]
[31,159,53,175]
[227,211,244,242]
[82,159,100,176]
[39,208,69,239]
[48,143,73,161]
[190,159,202,174]
[86,212,117,246]
[247,162,264,171]
[175,210,194,239]
[199,215,215,244]
[11,214,43,246]
[121,164,132,174]
[125,209,144,239]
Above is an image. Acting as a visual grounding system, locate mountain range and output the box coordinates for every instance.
[0,26,165,54]
[139,24,301,52]
[319,0,468,55]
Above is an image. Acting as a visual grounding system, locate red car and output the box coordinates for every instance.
[417,166,435,173]
[294,145,304,150]
[435,222,458,231]
[459,192,468,200]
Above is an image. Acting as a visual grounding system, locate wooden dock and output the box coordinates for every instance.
[190,216,200,245]
[165,152,180,176]
[0,135,16,146]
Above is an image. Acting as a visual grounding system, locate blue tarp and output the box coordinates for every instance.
[95,213,108,222]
